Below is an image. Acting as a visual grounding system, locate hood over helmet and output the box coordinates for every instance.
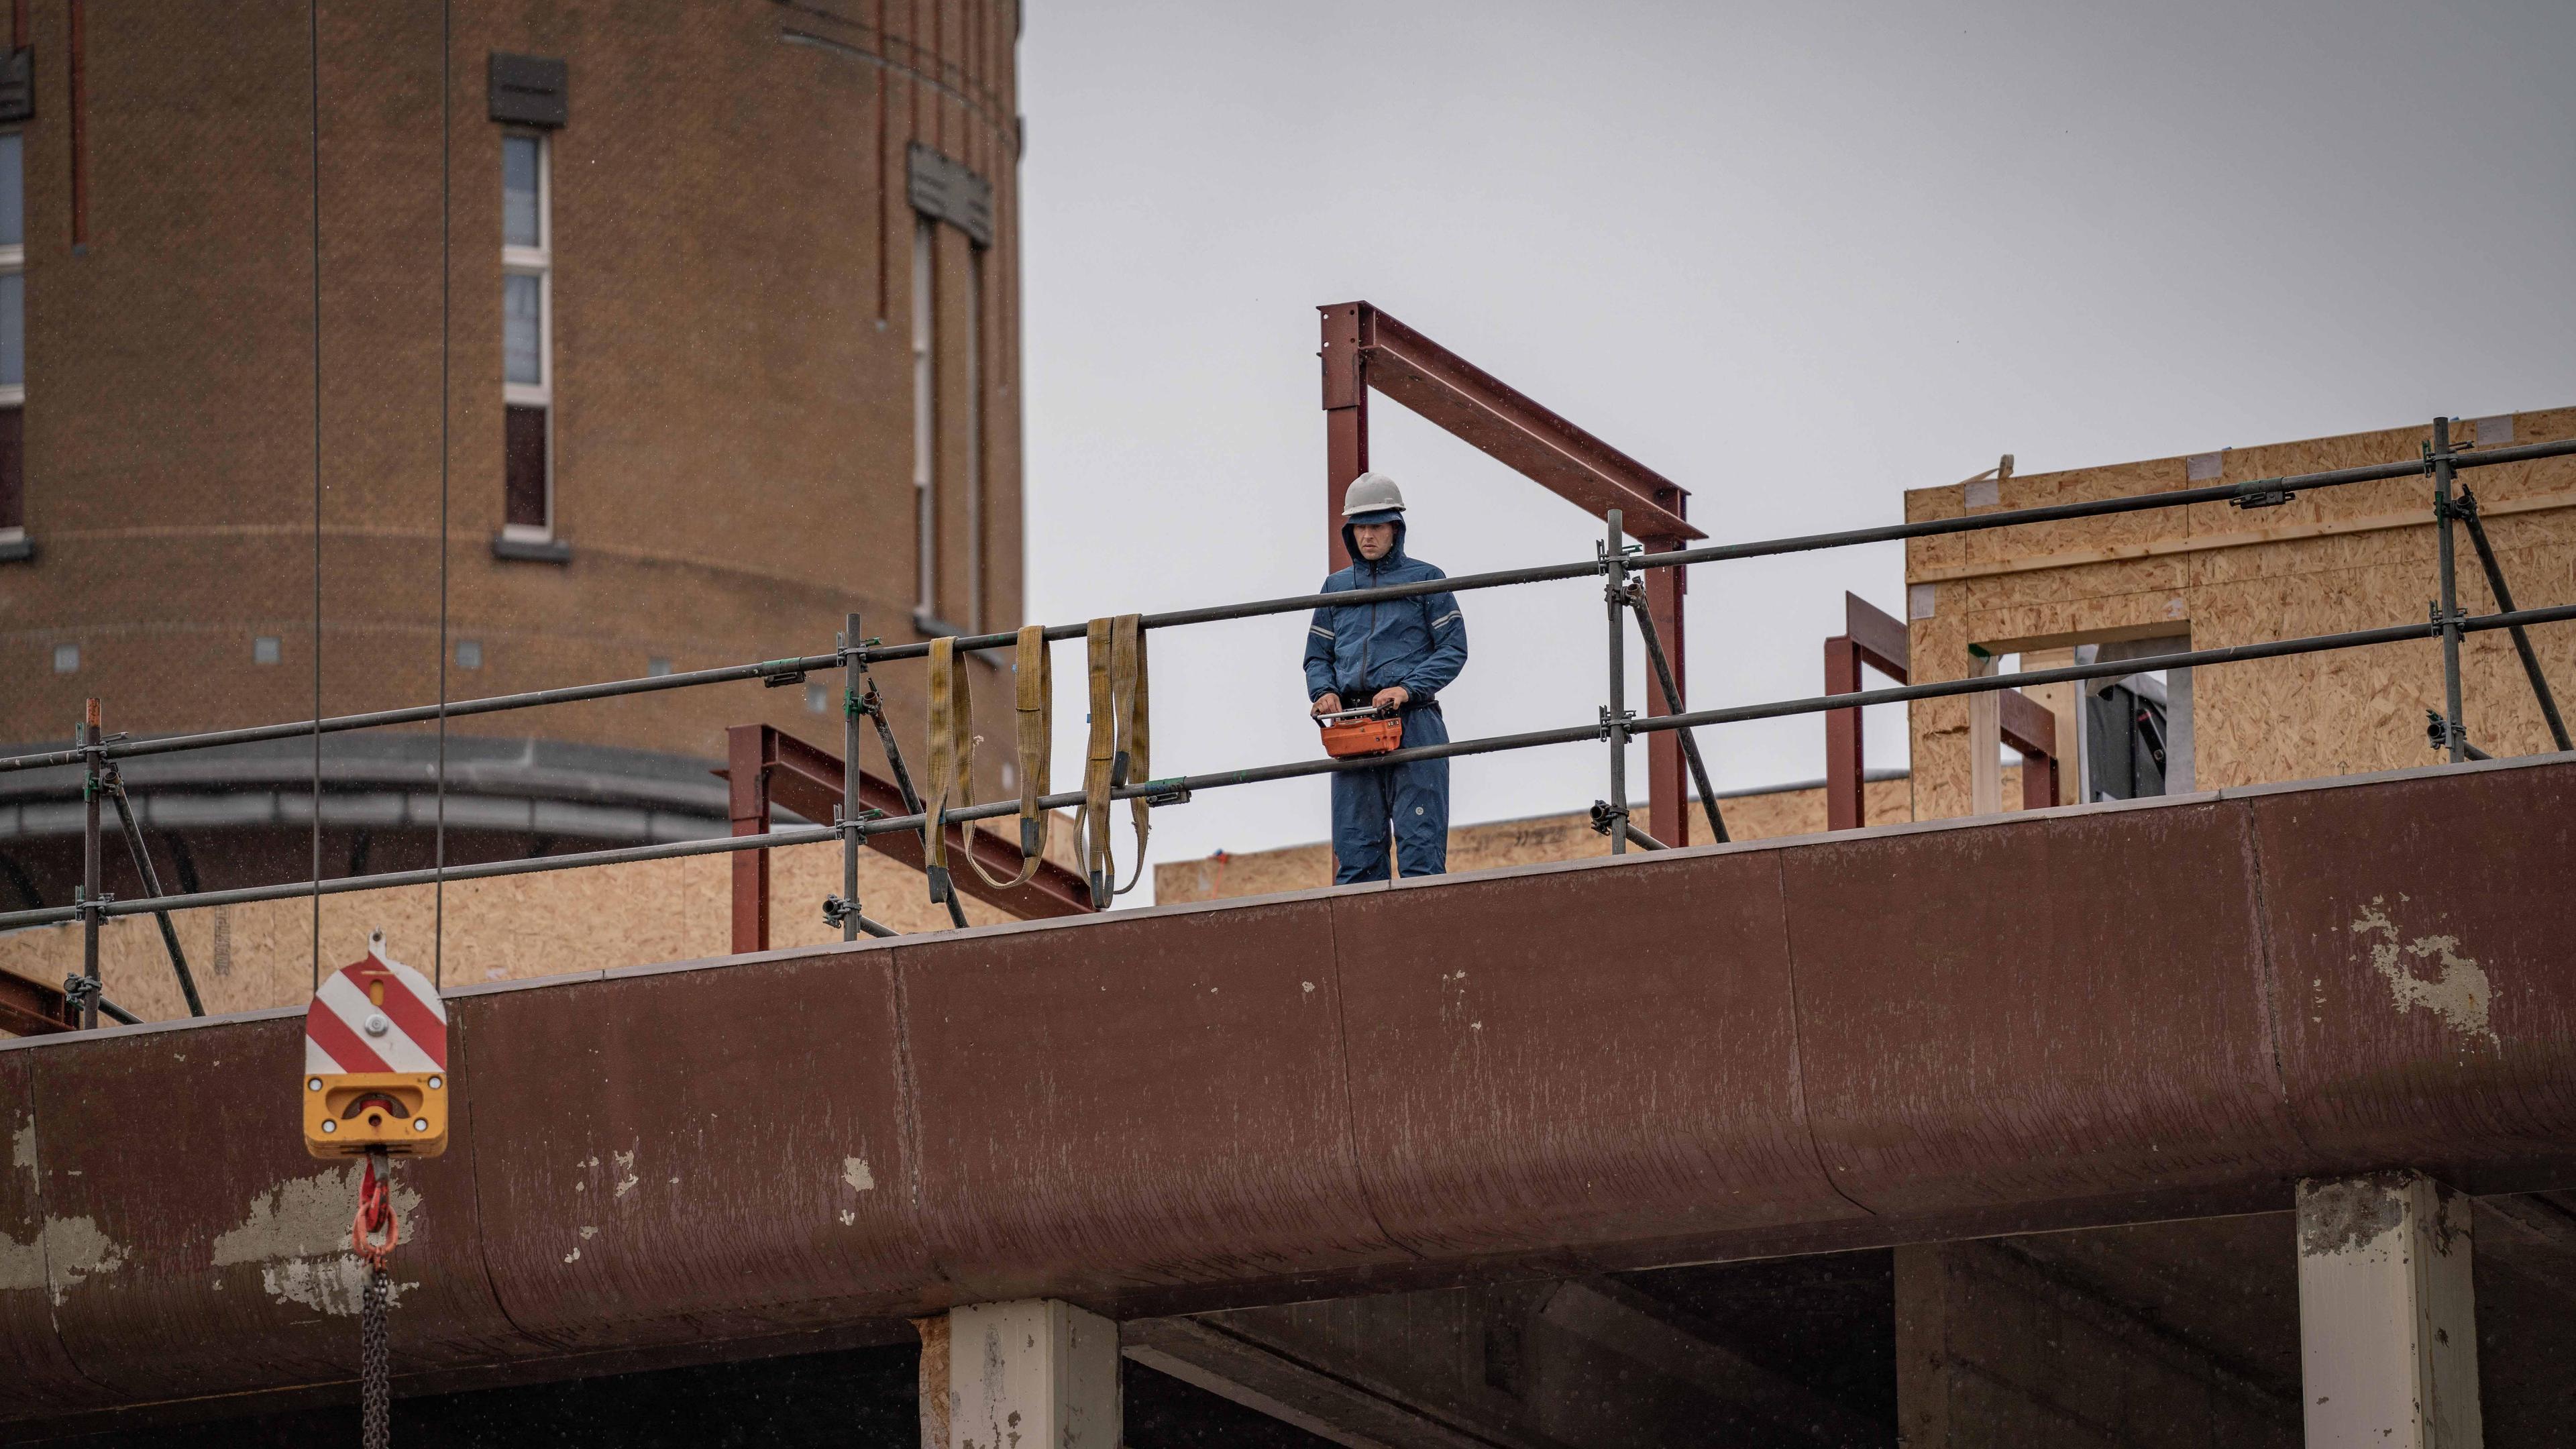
[1340,472,1409,567]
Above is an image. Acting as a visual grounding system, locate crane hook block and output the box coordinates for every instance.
[302,931,450,1159]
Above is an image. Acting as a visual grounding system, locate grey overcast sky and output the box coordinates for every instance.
[1015,0,2575,896]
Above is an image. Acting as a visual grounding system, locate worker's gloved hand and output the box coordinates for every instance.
[1311,693,1342,717]
[1371,686,1409,714]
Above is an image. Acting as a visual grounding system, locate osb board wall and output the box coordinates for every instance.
[1904,408,2576,819]
[0,816,1084,1030]
[1153,774,1920,906]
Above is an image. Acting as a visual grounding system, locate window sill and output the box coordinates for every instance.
[0,533,31,564]
[491,533,571,564]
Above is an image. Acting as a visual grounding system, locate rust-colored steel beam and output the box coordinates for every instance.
[1318,301,1703,839]
[1825,592,1911,830]
[10,756,2569,1433]
[720,724,1092,943]
[0,967,71,1037]
[1321,303,1701,550]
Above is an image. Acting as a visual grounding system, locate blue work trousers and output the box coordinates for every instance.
[1331,706,1450,883]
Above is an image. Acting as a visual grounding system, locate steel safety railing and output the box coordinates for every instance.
[5,421,2571,1026]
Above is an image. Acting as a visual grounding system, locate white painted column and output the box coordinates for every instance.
[2296,1172,2481,1448]
[939,1299,1122,1449]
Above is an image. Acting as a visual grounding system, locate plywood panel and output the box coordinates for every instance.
[1904,407,2576,818]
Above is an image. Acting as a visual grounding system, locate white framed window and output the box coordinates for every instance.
[501,130,553,539]
[0,128,24,544]
[912,215,936,622]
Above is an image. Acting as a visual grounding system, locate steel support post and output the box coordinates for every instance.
[78,700,101,1030]
[1640,548,1688,844]
[840,613,863,943]
[1605,511,1629,855]
[726,726,771,955]
[940,1299,1122,1449]
[1320,303,1367,574]
[2432,417,2466,762]
[1824,637,1865,830]
[2296,1172,2481,1448]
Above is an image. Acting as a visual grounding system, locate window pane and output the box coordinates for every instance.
[504,405,547,527]
[502,135,540,249]
[503,272,541,385]
[0,133,21,251]
[0,272,24,390]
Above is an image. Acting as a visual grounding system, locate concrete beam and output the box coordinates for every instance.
[1536,1279,1884,1446]
[942,1300,1122,1449]
[2297,1173,2482,1448]
[1122,1317,1507,1449]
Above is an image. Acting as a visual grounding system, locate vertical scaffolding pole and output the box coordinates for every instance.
[840,612,862,943]
[1605,510,1629,856]
[78,699,101,1030]
[2432,417,2465,762]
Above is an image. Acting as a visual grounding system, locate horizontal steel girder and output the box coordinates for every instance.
[4,753,2573,1429]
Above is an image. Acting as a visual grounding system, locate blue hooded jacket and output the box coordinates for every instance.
[1303,515,1468,707]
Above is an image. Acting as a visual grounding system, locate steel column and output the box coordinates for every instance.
[726,724,771,955]
[1824,638,1865,830]
[1320,303,1367,574]
[1641,541,1688,844]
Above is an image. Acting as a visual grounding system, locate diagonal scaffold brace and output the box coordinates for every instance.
[2451,486,2573,753]
[101,765,205,1016]
[1617,578,1729,844]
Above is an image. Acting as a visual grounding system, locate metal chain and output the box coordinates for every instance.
[354,1148,395,1448]
[360,1262,390,1449]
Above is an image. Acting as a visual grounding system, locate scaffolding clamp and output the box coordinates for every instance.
[1587,800,1628,837]
[1598,706,1635,741]
[2230,480,2298,510]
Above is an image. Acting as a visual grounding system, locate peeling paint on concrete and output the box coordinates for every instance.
[260,1257,417,1318]
[843,1157,877,1193]
[9,1122,33,1177]
[2351,898,2500,1047]
[0,1230,43,1294]
[2298,1173,2408,1258]
[612,1148,639,1199]
[212,1165,423,1317]
[40,1216,128,1305]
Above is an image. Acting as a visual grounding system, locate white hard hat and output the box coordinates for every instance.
[1341,472,1406,517]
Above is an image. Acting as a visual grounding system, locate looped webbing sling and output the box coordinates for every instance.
[1075,614,1150,908]
[924,629,1058,906]
[963,626,1052,890]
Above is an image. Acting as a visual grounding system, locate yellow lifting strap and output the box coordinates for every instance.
[1075,614,1150,908]
[923,629,1057,906]
[963,625,1053,891]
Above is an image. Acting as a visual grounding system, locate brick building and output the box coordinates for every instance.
[0,2,1028,957]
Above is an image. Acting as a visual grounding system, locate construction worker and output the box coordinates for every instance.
[1305,473,1468,883]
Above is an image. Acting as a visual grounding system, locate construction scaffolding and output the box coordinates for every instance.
[2,421,2571,1031]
